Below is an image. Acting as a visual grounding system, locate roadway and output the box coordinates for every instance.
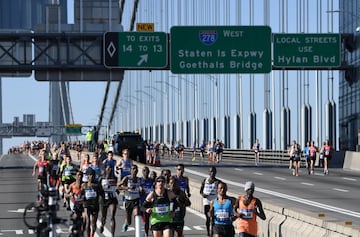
[158,155,360,229]
[0,154,207,236]
[1,153,359,236]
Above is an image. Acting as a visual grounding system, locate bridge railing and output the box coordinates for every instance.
[183,148,308,166]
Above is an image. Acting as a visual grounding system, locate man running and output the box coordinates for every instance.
[235,181,266,237]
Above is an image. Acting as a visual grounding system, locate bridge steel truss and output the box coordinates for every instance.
[0,32,123,77]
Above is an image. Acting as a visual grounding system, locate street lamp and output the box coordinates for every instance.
[156,80,180,144]
[182,76,198,147]
[127,95,145,133]
[145,85,168,143]
[169,75,183,143]
[135,89,156,142]
[207,74,219,140]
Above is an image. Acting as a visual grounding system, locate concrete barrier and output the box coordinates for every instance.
[343,151,360,171]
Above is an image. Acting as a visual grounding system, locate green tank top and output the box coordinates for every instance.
[150,190,173,225]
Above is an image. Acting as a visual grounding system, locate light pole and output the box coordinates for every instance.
[127,95,144,133]
[145,85,168,143]
[181,76,198,146]
[122,98,135,131]
[156,80,180,144]
[169,75,183,143]
[135,89,156,142]
[207,75,219,140]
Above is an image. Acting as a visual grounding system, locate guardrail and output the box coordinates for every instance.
[182,148,305,166]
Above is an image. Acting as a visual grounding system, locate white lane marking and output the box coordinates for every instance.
[274,176,286,181]
[186,168,360,219]
[95,219,135,236]
[193,225,206,230]
[8,208,25,213]
[343,177,357,182]
[186,206,205,219]
[29,154,37,162]
[301,182,314,186]
[0,230,24,234]
[253,172,263,176]
[234,168,243,171]
[333,188,349,193]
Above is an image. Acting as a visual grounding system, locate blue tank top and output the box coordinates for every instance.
[174,175,187,193]
[140,177,154,202]
[121,159,131,179]
[104,159,116,176]
[213,198,233,225]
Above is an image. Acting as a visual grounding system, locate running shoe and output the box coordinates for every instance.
[122,223,128,232]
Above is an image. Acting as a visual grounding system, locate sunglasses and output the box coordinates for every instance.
[156,179,165,183]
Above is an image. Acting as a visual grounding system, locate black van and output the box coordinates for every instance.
[113,131,146,163]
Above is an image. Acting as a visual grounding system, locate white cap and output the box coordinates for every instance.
[244,181,255,191]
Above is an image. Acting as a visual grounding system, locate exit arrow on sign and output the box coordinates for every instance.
[137,54,148,66]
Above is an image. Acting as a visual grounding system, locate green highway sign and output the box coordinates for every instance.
[65,124,82,135]
[273,33,341,68]
[104,32,168,69]
[170,26,272,74]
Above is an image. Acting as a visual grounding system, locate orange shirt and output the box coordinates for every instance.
[237,196,258,236]
[69,183,83,204]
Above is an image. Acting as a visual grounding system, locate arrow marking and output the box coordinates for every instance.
[137,54,148,66]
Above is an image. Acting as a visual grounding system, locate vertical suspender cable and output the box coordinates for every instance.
[108,0,139,130]
[97,0,126,134]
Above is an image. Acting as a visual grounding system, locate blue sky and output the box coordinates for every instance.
[1,0,341,153]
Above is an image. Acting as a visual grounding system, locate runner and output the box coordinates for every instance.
[89,152,102,183]
[60,154,77,209]
[169,176,191,237]
[140,166,154,237]
[303,141,311,175]
[102,151,117,177]
[80,153,91,183]
[235,181,266,237]
[82,168,103,237]
[322,140,333,175]
[208,181,236,237]
[118,164,142,232]
[252,139,260,166]
[48,152,61,189]
[309,141,318,174]
[99,164,118,236]
[173,164,191,197]
[200,166,220,237]
[66,171,85,235]
[32,149,50,200]
[199,140,206,161]
[143,176,178,237]
[116,149,132,180]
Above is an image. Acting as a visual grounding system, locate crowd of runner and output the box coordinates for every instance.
[31,141,265,237]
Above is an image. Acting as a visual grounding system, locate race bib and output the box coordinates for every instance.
[215,209,229,221]
[85,189,97,199]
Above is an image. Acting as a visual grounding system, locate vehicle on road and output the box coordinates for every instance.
[113,131,146,164]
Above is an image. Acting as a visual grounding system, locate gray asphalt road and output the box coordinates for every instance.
[159,155,360,229]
